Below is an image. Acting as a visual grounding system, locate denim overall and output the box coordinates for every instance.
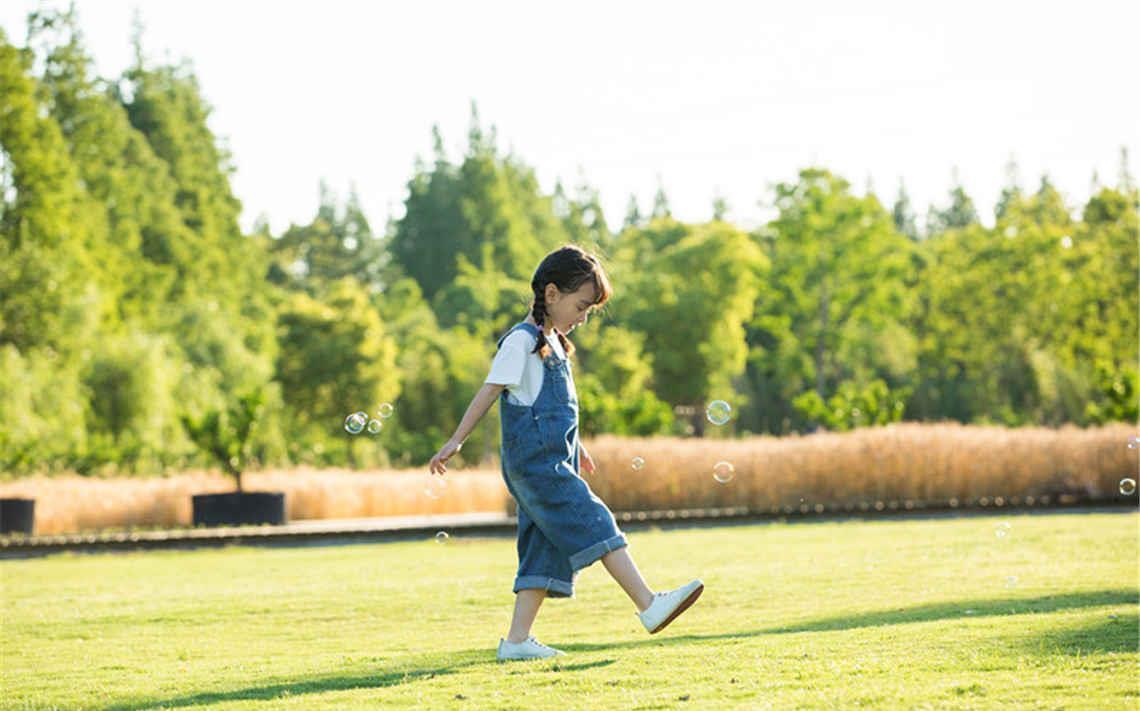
[497,322,628,598]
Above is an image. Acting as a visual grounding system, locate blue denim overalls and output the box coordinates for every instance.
[497,322,628,598]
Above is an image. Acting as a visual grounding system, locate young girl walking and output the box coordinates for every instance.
[429,244,703,661]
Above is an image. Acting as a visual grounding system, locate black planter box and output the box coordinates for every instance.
[192,492,286,527]
[0,498,35,534]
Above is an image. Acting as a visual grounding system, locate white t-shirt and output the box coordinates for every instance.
[485,326,567,406]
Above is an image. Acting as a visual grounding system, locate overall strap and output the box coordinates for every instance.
[496,322,542,350]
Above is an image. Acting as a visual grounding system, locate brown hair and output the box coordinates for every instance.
[530,245,612,358]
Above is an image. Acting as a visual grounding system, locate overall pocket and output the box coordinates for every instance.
[544,366,572,404]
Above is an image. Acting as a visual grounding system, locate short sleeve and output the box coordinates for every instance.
[485,330,532,387]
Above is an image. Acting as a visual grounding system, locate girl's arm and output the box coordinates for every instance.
[429,382,507,475]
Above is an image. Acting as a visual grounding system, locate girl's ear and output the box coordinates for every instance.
[544,283,560,305]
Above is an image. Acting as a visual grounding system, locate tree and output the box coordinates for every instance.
[623,193,643,230]
[0,28,101,354]
[269,181,387,294]
[390,105,570,302]
[751,168,915,432]
[571,323,674,437]
[274,279,399,466]
[651,176,672,219]
[891,179,920,241]
[618,219,767,435]
[711,191,730,222]
[182,389,264,491]
[925,166,979,235]
[994,154,1023,221]
[555,172,614,254]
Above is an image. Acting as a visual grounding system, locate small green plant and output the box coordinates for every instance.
[181,390,264,492]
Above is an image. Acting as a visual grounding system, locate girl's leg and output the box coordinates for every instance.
[506,589,547,642]
[602,548,655,612]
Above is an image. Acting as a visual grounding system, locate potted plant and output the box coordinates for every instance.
[183,389,286,526]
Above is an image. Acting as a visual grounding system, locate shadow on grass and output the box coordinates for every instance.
[104,651,615,710]
[106,589,1134,709]
[559,588,1139,653]
[756,588,1138,635]
[1022,612,1140,656]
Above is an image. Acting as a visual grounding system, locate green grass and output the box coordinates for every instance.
[2,511,1137,710]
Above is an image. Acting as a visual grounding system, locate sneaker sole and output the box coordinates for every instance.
[648,583,704,634]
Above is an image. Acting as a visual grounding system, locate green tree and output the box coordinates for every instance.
[925,166,980,235]
[268,181,387,294]
[891,179,920,241]
[750,168,915,433]
[390,105,569,302]
[994,154,1023,221]
[651,177,672,219]
[572,323,674,437]
[618,218,767,435]
[711,192,730,222]
[622,193,643,230]
[0,28,101,355]
[181,389,264,491]
[274,279,399,466]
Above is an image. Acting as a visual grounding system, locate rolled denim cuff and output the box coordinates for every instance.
[568,533,628,572]
[513,575,575,598]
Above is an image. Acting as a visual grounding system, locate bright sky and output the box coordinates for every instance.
[3,1,1137,235]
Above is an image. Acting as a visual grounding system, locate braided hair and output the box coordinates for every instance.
[529,245,612,359]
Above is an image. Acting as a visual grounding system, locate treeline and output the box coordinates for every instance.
[1,9,1136,476]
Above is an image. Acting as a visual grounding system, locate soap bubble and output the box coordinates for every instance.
[435,531,449,544]
[1005,575,1019,588]
[712,461,735,484]
[1060,235,1073,249]
[344,412,368,434]
[366,419,383,434]
[631,456,645,471]
[706,400,732,426]
[1120,478,1137,496]
[1127,436,1139,450]
[377,403,395,419]
[994,521,1011,539]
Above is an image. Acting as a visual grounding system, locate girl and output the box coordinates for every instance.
[429,244,703,661]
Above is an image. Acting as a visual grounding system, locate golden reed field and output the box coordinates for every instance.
[1,423,1136,535]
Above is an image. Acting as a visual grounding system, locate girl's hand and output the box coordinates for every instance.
[429,439,462,475]
[580,444,596,475]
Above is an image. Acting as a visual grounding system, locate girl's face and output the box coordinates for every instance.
[545,280,598,334]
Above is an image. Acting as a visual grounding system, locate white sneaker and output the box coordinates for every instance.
[638,579,704,634]
[496,636,566,661]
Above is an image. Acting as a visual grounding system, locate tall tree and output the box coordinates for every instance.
[390,106,569,302]
[711,191,730,222]
[926,166,980,235]
[0,27,100,354]
[994,154,1023,221]
[618,219,767,435]
[751,168,915,432]
[651,176,672,219]
[275,279,399,466]
[269,181,387,293]
[891,179,920,241]
[622,193,643,230]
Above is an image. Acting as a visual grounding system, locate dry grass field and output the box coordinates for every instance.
[1,423,1135,535]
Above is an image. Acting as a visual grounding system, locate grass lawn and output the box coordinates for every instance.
[2,510,1137,710]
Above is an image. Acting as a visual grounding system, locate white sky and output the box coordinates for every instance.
[2,0,1137,235]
